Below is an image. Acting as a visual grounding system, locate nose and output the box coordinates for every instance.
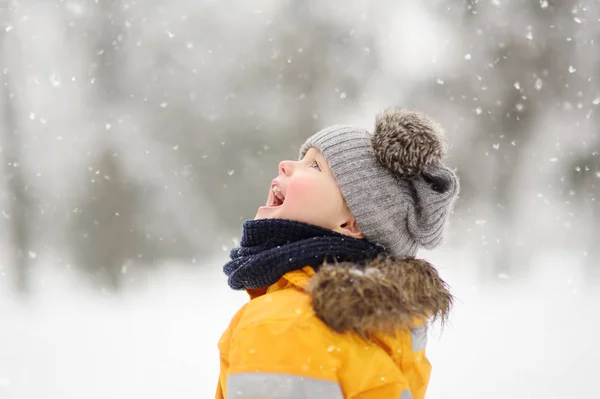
[279,160,295,176]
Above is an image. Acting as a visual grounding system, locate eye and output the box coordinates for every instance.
[311,159,321,171]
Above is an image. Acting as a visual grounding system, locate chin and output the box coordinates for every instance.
[255,205,282,220]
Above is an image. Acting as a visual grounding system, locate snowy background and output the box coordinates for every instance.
[1,0,599,398]
[2,249,599,399]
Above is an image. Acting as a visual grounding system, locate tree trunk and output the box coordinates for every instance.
[0,4,32,293]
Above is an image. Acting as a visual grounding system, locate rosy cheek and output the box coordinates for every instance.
[286,175,319,206]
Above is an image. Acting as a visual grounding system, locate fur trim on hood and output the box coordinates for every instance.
[308,255,452,339]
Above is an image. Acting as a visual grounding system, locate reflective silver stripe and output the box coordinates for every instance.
[400,390,414,399]
[227,372,344,399]
[410,324,428,352]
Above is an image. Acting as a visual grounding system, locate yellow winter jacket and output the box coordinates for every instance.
[216,256,452,399]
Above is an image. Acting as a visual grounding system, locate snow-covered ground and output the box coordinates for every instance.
[0,249,598,399]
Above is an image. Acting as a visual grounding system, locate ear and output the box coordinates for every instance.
[337,217,364,239]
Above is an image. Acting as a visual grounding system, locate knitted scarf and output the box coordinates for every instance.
[224,219,385,290]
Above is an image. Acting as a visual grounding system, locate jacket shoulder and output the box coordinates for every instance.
[238,287,314,327]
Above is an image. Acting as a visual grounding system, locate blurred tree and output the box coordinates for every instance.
[561,2,600,284]
[70,148,140,290]
[66,0,201,288]
[565,130,599,283]
[411,0,594,281]
[0,2,34,293]
[65,0,135,289]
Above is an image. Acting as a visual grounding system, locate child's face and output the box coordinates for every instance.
[255,148,363,238]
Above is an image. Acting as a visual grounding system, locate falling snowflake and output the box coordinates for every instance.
[535,78,543,90]
[50,73,61,87]
[568,66,576,73]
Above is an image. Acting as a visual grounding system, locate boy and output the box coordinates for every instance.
[217,108,459,399]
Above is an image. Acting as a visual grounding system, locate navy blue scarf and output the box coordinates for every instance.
[224,218,385,290]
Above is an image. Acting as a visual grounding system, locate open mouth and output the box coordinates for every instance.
[270,184,285,206]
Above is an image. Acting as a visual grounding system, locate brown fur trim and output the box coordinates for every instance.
[372,108,447,178]
[308,255,452,339]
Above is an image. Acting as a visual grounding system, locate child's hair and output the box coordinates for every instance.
[299,108,459,257]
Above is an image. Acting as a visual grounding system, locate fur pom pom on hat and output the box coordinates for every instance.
[372,108,447,178]
[299,107,459,258]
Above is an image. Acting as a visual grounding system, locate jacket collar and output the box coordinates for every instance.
[246,267,315,299]
[246,256,452,342]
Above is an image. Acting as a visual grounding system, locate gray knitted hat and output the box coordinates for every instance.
[299,108,459,258]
